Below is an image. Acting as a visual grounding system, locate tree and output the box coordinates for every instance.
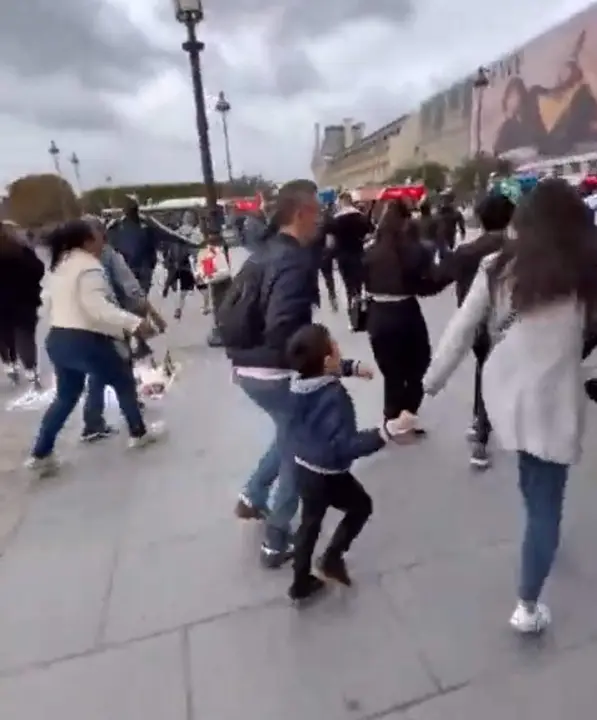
[451,155,514,198]
[81,176,278,212]
[386,161,449,192]
[7,174,80,227]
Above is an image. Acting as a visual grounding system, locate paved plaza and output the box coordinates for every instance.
[1,251,597,718]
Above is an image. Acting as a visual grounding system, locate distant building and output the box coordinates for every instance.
[312,2,597,189]
[311,116,407,189]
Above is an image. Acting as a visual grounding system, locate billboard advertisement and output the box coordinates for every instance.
[470,4,597,163]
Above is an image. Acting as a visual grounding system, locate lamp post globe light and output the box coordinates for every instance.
[172,0,230,348]
[215,90,233,183]
[473,66,490,157]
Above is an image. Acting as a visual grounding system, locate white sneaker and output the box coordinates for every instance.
[387,411,417,435]
[509,601,551,634]
[24,454,60,478]
[128,421,167,449]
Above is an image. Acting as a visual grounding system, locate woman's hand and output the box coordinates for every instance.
[134,319,156,339]
[355,363,374,379]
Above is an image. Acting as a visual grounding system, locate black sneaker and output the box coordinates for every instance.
[81,425,118,443]
[234,495,269,521]
[317,555,352,586]
[470,442,490,469]
[260,542,294,569]
[288,574,326,604]
[174,308,182,320]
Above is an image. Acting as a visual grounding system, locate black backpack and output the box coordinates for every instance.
[218,256,266,349]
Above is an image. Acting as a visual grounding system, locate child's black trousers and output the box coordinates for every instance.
[293,465,373,586]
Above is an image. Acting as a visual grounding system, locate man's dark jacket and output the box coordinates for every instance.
[227,232,317,369]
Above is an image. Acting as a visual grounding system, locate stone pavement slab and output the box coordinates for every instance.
[0,633,187,720]
[2,257,597,717]
[188,583,436,720]
[401,641,597,719]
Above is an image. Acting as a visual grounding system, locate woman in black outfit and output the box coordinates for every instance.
[0,223,44,388]
[364,200,444,431]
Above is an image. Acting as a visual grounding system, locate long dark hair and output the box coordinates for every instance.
[46,220,96,271]
[488,178,597,312]
[375,199,415,250]
[0,223,22,256]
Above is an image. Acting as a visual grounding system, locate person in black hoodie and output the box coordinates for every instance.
[325,192,373,327]
[436,191,466,254]
[0,223,44,388]
[365,200,444,433]
[435,191,515,468]
[314,203,338,312]
[286,323,402,603]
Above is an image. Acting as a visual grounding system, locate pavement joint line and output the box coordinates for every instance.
[180,627,195,720]
[360,681,471,719]
[375,569,444,694]
[0,591,287,680]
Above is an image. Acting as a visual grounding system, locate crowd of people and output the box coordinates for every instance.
[2,173,597,636]
[219,175,597,634]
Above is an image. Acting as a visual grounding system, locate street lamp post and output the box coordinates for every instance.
[48,140,61,175]
[172,0,229,347]
[215,90,233,183]
[49,140,68,218]
[69,152,81,193]
[473,67,490,157]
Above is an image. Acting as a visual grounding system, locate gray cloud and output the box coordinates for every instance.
[159,0,414,40]
[0,0,176,91]
[199,43,323,100]
[0,70,122,132]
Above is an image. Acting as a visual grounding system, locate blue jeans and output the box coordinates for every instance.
[32,328,146,458]
[236,374,297,551]
[518,451,569,604]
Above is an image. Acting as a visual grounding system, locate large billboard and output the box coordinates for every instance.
[470,4,597,162]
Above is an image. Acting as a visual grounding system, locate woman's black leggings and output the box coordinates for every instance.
[0,315,38,371]
[472,332,492,445]
[368,299,431,420]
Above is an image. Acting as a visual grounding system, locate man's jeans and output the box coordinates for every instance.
[32,329,146,458]
[517,451,569,604]
[236,373,297,551]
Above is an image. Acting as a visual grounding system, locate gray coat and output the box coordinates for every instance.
[424,254,588,465]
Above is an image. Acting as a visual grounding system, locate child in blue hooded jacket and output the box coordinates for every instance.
[286,323,400,602]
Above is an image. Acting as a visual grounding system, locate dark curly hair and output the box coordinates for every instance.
[488,178,597,312]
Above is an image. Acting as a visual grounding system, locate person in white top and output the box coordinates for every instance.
[27,219,165,477]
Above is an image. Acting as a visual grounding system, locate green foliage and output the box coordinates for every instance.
[451,155,514,197]
[386,162,450,192]
[7,174,80,227]
[80,174,278,212]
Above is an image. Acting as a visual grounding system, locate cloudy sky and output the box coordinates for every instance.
[0,0,594,190]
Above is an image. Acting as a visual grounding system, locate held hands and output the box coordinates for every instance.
[152,313,167,334]
[134,318,157,339]
[354,362,374,380]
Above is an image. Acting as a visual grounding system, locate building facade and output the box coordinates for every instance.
[311,116,407,189]
[312,2,597,188]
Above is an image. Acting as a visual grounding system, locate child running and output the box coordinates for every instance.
[286,323,402,603]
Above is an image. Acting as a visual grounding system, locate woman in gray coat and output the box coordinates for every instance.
[424,179,597,635]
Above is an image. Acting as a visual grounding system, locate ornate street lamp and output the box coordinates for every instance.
[215,90,233,183]
[172,0,229,347]
[473,67,490,157]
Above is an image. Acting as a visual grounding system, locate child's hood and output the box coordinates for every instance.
[290,374,337,395]
[289,374,340,418]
